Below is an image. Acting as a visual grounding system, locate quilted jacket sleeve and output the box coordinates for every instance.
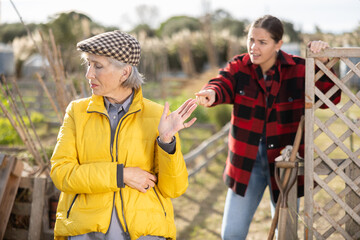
[155,132,188,199]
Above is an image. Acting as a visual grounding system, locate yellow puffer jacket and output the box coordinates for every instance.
[50,88,188,240]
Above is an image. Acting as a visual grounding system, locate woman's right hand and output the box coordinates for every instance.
[195,89,216,107]
[307,40,330,63]
[123,167,157,193]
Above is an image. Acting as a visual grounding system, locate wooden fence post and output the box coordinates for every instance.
[0,154,24,239]
[285,175,298,239]
[304,55,315,240]
[345,162,360,235]
[28,177,46,240]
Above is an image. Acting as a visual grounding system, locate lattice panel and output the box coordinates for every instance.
[304,48,360,240]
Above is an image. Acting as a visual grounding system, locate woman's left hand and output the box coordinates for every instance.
[307,40,330,63]
[158,99,197,143]
[123,167,157,193]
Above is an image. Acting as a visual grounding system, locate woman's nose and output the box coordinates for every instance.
[86,66,95,79]
[250,42,256,50]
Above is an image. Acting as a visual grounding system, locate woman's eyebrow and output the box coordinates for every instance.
[87,58,101,64]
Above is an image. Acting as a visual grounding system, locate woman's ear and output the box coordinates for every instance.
[120,65,132,82]
[276,40,283,52]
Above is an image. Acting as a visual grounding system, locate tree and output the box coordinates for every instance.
[131,24,156,37]
[0,23,37,43]
[212,9,248,37]
[212,9,232,22]
[315,25,323,34]
[282,21,301,42]
[157,16,201,37]
[42,11,103,73]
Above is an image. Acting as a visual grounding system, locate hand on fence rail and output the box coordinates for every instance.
[307,40,330,63]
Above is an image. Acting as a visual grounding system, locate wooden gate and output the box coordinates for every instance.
[304,48,360,239]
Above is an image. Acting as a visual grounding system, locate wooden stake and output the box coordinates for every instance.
[10,77,50,169]
[0,77,43,169]
[35,72,63,124]
[49,29,70,113]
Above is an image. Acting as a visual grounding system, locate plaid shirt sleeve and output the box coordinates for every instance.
[203,55,248,105]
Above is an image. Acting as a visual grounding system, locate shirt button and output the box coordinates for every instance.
[239,90,245,95]
[288,97,293,102]
[268,144,274,148]
[113,116,116,119]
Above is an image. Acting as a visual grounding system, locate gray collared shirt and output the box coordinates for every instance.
[104,94,133,145]
[103,93,176,152]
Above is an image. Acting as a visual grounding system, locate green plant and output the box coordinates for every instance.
[207,104,232,128]
[0,111,46,145]
[0,118,22,145]
[28,111,45,124]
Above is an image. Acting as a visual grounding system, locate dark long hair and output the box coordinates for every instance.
[250,15,284,43]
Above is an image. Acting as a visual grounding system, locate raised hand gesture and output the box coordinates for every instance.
[158,99,197,143]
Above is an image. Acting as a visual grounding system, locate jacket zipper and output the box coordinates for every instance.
[67,194,79,218]
[153,188,167,217]
[114,110,140,162]
[85,110,123,235]
[115,109,140,237]
[88,108,140,238]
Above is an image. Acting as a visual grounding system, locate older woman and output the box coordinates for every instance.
[50,31,197,240]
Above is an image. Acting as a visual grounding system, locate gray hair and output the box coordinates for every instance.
[107,57,145,90]
[81,52,145,90]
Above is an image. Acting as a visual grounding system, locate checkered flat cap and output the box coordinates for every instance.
[77,30,141,66]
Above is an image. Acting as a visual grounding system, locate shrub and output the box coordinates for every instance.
[0,118,22,145]
[0,111,46,145]
[207,104,232,128]
[27,111,45,125]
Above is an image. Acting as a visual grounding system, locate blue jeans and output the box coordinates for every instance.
[221,139,276,240]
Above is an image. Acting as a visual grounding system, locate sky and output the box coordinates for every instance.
[1,0,360,34]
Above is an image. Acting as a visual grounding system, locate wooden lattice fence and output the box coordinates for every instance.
[304,48,360,240]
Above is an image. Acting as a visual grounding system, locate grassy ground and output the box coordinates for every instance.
[173,154,274,240]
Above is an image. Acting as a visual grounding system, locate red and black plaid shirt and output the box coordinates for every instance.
[203,50,340,201]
